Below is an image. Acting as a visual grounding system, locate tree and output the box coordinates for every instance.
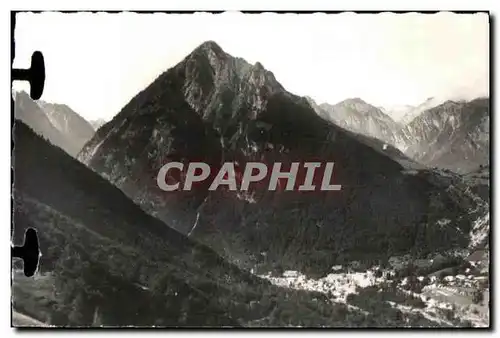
[407,275,419,292]
[472,290,484,304]
[68,293,87,325]
[151,270,172,296]
[49,304,68,326]
[129,263,143,283]
[438,271,447,281]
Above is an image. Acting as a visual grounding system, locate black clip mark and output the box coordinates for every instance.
[12,228,41,277]
[12,51,45,100]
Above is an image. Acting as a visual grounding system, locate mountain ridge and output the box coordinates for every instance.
[402,97,489,173]
[310,95,489,174]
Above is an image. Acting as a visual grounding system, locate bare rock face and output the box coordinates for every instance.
[401,98,490,174]
[311,98,409,151]
[400,97,444,125]
[38,101,95,151]
[78,41,475,275]
[14,91,71,154]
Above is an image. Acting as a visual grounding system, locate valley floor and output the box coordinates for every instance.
[256,261,489,328]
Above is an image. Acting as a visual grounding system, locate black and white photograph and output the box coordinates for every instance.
[10,10,491,328]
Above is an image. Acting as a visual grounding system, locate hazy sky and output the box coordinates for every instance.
[13,12,489,121]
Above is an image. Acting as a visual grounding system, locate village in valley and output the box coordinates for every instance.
[258,249,490,327]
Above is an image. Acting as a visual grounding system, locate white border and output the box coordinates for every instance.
[3,0,500,11]
[2,0,498,337]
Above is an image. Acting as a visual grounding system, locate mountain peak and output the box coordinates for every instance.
[339,97,368,106]
[254,61,265,70]
[193,40,225,57]
[186,41,282,91]
[183,40,230,74]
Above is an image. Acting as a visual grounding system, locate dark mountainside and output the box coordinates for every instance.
[79,41,474,276]
[38,100,95,151]
[13,120,242,326]
[14,91,94,157]
[13,120,442,327]
[401,98,490,174]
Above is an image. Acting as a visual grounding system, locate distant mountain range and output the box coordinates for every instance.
[402,98,489,174]
[13,91,95,157]
[308,97,408,151]
[377,97,446,125]
[308,96,489,174]
[399,97,446,125]
[379,104,415,122]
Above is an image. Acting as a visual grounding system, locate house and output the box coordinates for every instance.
[466,250,488,267]
[283,270,299,278]
[388,256,405,270]
[474,276,488,281]
[414,259,432,269]
[331,265,343,272]
[444,276,455,282]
